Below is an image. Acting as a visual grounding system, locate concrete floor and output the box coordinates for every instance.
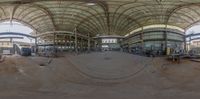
[0,52,200,99]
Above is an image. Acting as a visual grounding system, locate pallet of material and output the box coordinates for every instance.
[190,59,200,62]
[0,55,5,63]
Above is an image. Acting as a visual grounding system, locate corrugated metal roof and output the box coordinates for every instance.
[0,0,199,37]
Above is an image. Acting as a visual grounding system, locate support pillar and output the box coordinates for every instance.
[80,38,83,52]
[94,40,97,51]
[189,36,192,51]
[35,37,38,54]
[87,33,91,52]
[74,27,78,53]
[141,27,144,54]
[127,36,131,53]
[64,35,67,51]
[164,31,168,55]
[53,32,56,53]
[69,35,72,51]
[10,38,13,43]
[184,35,187,52]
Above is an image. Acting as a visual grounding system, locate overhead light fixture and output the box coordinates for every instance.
[87,3,96,6]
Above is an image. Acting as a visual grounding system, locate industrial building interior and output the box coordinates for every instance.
[1,0,200,99]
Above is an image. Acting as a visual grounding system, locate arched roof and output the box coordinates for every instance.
[0,0,200,37]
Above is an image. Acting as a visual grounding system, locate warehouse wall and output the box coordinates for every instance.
[122,28,185,55]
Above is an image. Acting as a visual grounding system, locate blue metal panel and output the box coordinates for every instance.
[0,37,24,39]
[0,32,36,38]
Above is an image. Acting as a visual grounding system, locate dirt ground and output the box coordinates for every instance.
[0,52,200,99]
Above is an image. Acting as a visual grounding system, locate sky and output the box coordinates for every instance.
[186,25,200,35]
[0,21,35,43]
[185,25,200,41]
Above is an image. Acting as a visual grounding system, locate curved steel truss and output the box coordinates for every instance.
[0,0,200,37]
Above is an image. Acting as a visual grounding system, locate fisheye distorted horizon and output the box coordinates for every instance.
[0,20,200,43]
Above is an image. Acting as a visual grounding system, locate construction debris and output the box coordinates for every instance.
[0,52,199,99]
[0,55,5,63]
[190,59,200,62]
